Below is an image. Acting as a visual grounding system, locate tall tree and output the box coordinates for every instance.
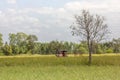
[16,32,28,46]
[0,33,3,53]
[16,32,28,54]
[27,35,38,54]
[9,33,17,45]
[112,38,120,53]
[0,33,3,47]
[9,32,28,54]
[2,42,12,55]
[70,10,109,65]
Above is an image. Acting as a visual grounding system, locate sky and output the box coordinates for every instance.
[0,0,120,42]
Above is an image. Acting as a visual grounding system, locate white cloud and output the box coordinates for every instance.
[7,0,16,4]
[64,0,120,13]
[0,11,2,14]
[1,0,120,42]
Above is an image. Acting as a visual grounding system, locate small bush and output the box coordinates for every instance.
[106,49,113,53]
[96,48,103,54]
[79,47,88,54]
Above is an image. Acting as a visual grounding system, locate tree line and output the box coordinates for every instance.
[0,32,119,56]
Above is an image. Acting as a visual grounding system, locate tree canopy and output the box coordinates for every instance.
[70,10,109,64]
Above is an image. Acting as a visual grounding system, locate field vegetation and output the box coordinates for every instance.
[0,54,120,80]
[0,54,120,66]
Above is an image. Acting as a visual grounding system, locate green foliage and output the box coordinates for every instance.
[1,32,120,55]
[2,42,12,55]
[0,52,4,56]
[0,33,3,54]
[11,45,20,54]
[96,45,103,54]
[79,47,88,54]
[106,48,113,53]
[112,38,120,53]
[8,32,39,54]
[96,48,103,54]
[9,33,17,45]
[27,35,38,54]
[0,33,3,46]
[9,32,28,54]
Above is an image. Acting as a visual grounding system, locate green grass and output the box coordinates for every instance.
[0,54,120,80]
[0,54,120,66]
[0,66,120,80]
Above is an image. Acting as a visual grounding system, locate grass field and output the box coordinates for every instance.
[0,54,120,80]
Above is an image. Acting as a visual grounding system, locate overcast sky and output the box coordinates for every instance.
[0,0,120,42]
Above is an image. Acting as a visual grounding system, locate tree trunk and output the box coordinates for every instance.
[88,40,92,65]
[89,43,92,65]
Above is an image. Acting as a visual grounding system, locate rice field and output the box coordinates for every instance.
[0,54,120,80]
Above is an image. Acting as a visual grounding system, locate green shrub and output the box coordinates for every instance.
[96,48,103,54]
[0,52,4,56]
[79,47,88,54]
[2,45,12,55]
[106,48,113,53]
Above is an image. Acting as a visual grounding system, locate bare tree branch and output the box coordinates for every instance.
[70,10,109,65]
